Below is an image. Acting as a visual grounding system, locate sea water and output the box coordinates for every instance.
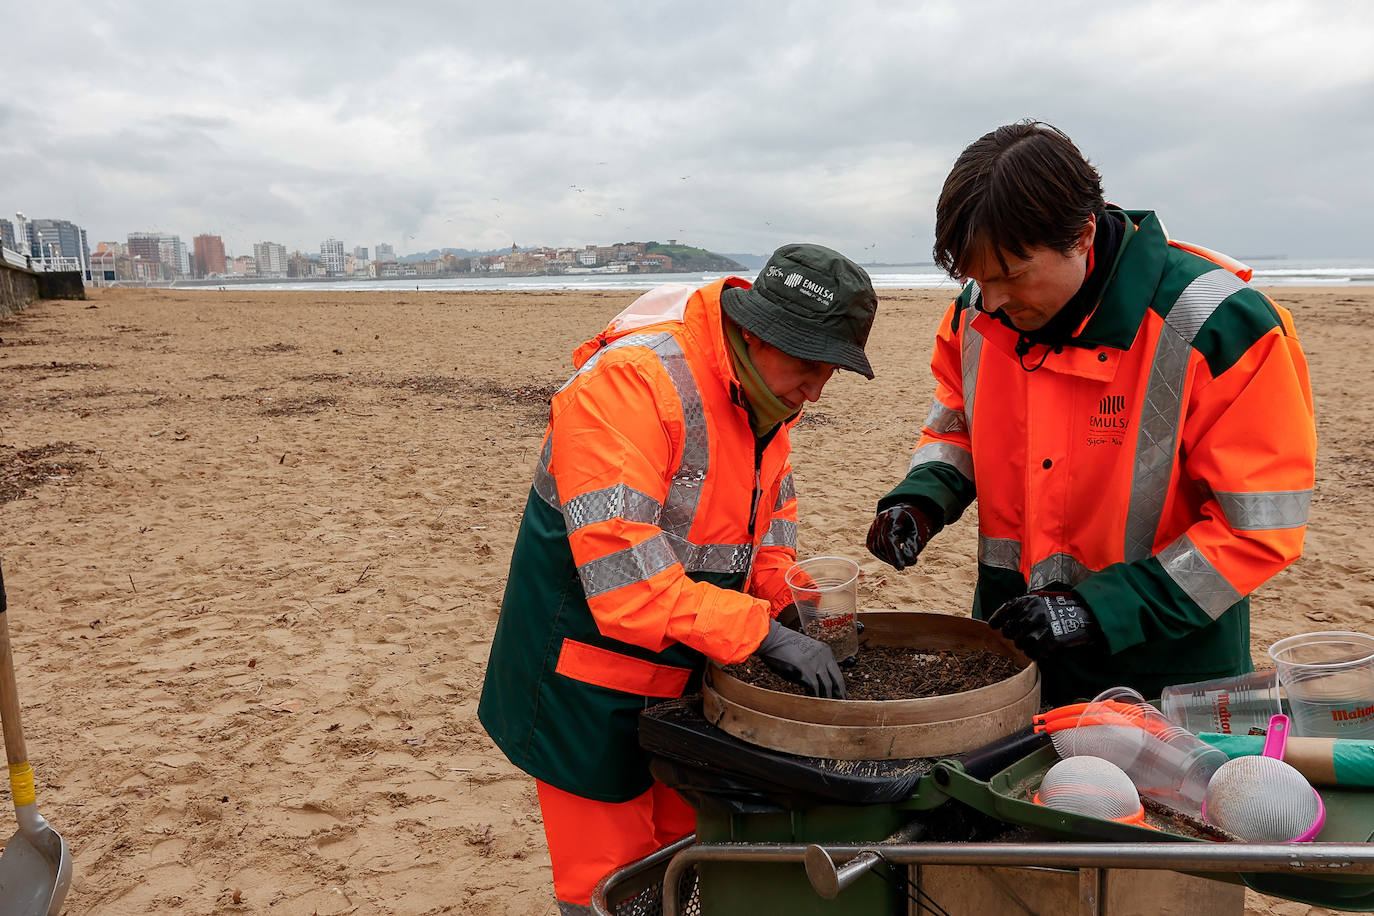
[1246,257,1374,286]
[168,257,1374,293]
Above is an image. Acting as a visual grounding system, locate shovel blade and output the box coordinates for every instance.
[0,822,72,916]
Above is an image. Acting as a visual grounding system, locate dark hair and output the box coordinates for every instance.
[933,120,1104,278]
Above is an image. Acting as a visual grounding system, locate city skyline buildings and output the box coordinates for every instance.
[5,203,747,283]
[2,206,430,281]
[5,205,728,282]
[3,207,419,280]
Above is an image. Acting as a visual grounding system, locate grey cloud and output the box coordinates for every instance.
[5,0,1373,259]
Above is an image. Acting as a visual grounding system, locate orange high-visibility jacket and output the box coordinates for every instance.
[883,210,1317,703]
[480,279,797,801]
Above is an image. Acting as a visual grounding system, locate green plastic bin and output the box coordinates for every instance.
[692,801,915,916]
[639,696,1020,916]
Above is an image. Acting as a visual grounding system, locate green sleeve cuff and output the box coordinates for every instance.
[878,461,975,530]
[1073,556,1210,655]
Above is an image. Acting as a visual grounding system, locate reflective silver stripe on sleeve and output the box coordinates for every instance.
[924,399,968,435]
[1165,270,1248,340]
[548,331,757,577]
[1157,533,1243,619]
[1214,489,1312,531]
[760,518,798,550]
[960,304,984,435]
[578,534,679,598]
[651,337,710,545]
[774,473,796,510]
[533,435,559,510]
[909,441,974,484]
[666,538,754,574]
[1029,553,1094,590]
[562,484,663,532]
[645,336,757,574]
[978,536,1022,572]
[1123,269,1247,561]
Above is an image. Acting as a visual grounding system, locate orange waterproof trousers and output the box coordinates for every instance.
[536,778,696,908]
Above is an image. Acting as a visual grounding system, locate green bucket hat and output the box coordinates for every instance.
[720,243,878,379]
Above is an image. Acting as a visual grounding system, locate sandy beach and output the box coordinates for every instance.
[1,284,1370,915]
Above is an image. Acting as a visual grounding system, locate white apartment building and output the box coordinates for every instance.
[320,238,346,276]
[162,235,190,278]
[253,241,287,278]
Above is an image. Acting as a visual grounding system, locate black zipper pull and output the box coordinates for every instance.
[747,437,764,535]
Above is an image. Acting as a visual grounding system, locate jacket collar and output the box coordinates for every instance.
[1073,208,1167,350]
[689,277,753,405]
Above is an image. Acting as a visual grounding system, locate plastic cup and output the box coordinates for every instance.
[1062,686,1227,817]
[1160,669,1284,735]
[1268,631,1374,739]
[785,556,860,663]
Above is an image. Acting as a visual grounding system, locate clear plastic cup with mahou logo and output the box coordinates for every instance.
[1268,631,1374,739]
[785,556,860,664]
[1160,669,1284,735]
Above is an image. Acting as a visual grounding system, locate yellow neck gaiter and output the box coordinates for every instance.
[725,320,800,436]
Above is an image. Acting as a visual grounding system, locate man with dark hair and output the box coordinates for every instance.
[480,244,878,913]
[867,120,1316,706]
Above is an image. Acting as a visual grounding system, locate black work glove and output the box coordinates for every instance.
[755,619,847,699]
[866,502,937,571]
[775,602,802,632]
[986,590,1104,662]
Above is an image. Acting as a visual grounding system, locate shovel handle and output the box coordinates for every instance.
[0,560,34,776]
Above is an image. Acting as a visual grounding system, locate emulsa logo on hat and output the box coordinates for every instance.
[766,264,835,304]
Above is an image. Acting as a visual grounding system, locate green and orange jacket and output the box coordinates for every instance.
[479,280,798,802]
[883,210,1317,704]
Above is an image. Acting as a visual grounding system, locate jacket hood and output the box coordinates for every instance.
[572,279,751,396]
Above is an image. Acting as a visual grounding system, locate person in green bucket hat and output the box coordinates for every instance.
[480,243,877,913]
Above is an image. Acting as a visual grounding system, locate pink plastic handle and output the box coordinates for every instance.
[1294,790,1327,842]
[1262,713,1290,760]
[1262,713,1327,842]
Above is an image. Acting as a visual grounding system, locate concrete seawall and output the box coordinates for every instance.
[0,259,85,317]
[0,260,40,317]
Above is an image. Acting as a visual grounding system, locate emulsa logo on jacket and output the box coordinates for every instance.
[1087,393,1131,446]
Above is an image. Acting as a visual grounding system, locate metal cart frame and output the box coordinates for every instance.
[592,836,1374,916]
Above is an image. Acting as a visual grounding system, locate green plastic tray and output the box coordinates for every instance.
[929,743,1374,911]
[931,743,1218,842]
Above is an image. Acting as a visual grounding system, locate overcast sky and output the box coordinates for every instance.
[4,1,1372,263]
